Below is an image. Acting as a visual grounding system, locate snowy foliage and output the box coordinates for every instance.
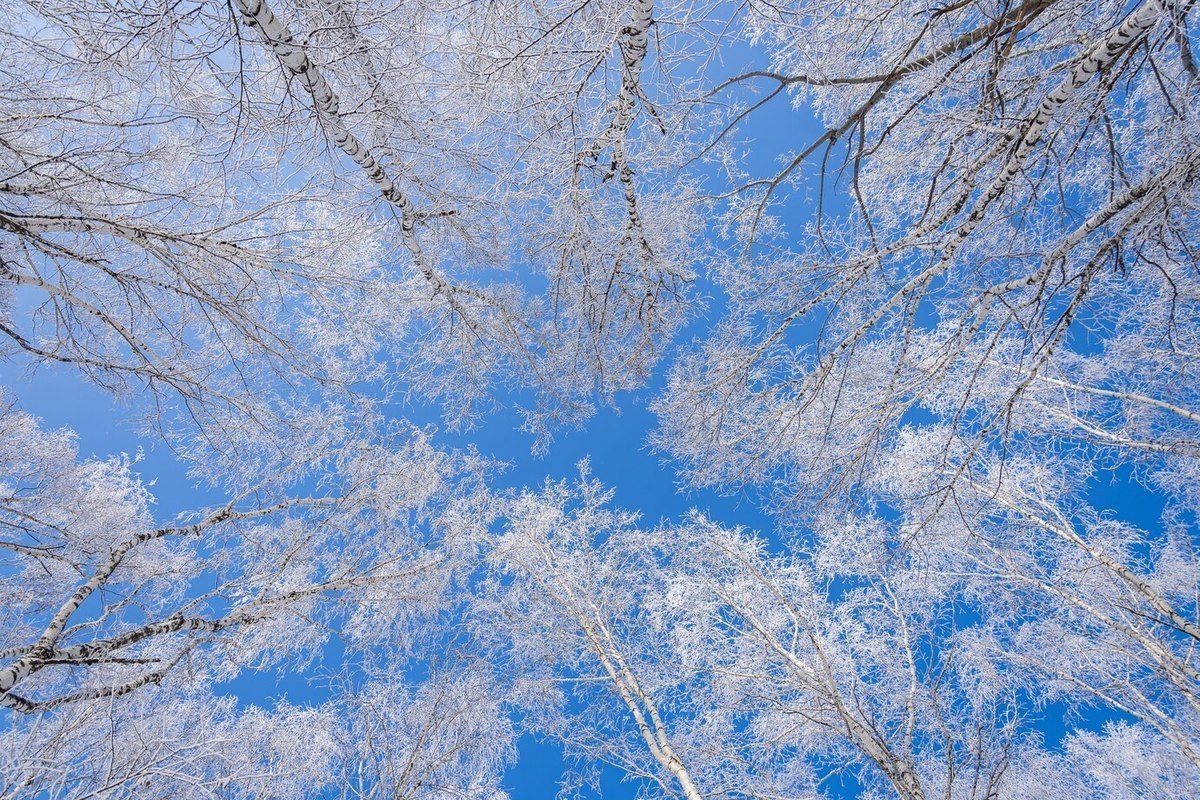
[1,0,1198,797]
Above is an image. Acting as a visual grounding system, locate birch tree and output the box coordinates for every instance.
[648,11,1200,787]
[1,0,714,449]
[657,0,1200,498]
[0,398,509,796]
[484,473,1200,799]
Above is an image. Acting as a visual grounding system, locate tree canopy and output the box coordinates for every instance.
[1,0,1198,797]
